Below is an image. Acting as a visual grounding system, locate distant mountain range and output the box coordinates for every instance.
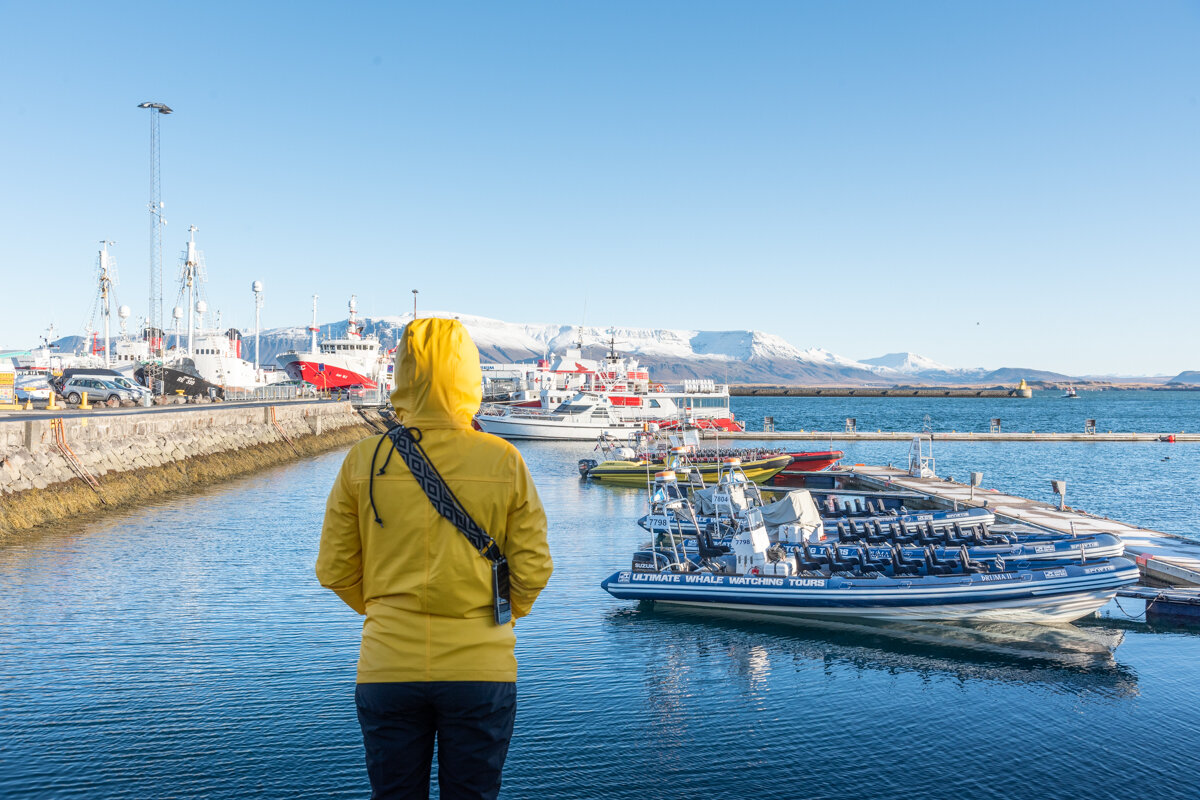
[29,313,1195,387]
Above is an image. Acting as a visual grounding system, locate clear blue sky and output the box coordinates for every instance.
[2,1,1197,375]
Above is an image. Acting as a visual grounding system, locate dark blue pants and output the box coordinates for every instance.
[355,681,517,800]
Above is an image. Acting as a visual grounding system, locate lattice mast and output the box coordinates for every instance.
[137,101,172,367]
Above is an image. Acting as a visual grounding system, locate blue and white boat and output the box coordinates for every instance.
[603,507,1139,624]
[663,533,1127,565]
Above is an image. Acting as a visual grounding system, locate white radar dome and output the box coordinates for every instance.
[118,305,131,320]
[252,280,263,293]
[196,300,208,314]
[172,306,184,320]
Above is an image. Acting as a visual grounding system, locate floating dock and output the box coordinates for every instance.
[836,465,1200,588]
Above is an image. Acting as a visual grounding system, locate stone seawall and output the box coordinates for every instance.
[0,402,381,534]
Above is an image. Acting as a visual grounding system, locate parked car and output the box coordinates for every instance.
[52,370,151,399]
[60,377,138,405]
[105,375,152,398]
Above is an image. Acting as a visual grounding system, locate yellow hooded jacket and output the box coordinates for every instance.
[316,318,553,683]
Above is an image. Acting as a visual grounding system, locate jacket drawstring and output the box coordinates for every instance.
[368,425,422,527]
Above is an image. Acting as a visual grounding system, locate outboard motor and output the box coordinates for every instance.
[578,458,598,478]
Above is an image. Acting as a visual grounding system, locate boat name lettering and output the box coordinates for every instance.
[1042,568,1068,579]
[1083,565,1115,574]
[787,578,826,588]
[978,573,1016,582]
[728,576,785,587]
[631,573,682,583]
[1033,545,1053,553]
[682,574,725,585]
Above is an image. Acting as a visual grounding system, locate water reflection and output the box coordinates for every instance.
[608,604,1139,699]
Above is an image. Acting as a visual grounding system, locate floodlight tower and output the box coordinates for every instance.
[137,101,172,360]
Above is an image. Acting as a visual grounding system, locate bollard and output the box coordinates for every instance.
[48,393,58,410]
[24,398,33,410]
[79,391,91,410]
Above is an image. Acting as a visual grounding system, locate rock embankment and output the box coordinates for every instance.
[0,401,382,534]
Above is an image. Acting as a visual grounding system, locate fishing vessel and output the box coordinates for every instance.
[276,295,388,390]
[602,504,1140,624]
[1063,385,1079,398]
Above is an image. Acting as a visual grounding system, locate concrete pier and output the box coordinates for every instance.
[0,400,380,533]
[705,430,1197,442]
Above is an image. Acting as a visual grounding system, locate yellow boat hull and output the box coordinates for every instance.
[586,454,791,487]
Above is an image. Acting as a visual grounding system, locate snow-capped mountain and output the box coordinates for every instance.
[248,312,888,384]
[29,314,1177,385]
[243,311,1056,386]
[859,352,957,375]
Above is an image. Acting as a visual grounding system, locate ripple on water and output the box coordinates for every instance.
[2,425,1200,799]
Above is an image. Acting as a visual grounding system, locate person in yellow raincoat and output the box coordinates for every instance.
[317,318,553,800]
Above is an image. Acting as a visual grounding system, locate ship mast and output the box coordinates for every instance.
[309,294,319,354]
[184,225,199,355]
[98,241,116,367]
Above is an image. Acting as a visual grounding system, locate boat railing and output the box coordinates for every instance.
[650,381,729,395]
[479,402,603,422]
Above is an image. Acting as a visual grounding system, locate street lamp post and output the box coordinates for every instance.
[412,289,418,319]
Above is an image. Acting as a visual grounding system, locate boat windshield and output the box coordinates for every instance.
[553,403,592,415]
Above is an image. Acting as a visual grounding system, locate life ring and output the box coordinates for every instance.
[654,384,665,393]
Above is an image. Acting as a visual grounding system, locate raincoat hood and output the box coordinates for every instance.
[389,317,482,430]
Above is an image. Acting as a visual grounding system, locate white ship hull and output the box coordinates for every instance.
[474,412,642,441]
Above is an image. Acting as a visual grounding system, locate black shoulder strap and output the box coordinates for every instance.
[385,425,503,563]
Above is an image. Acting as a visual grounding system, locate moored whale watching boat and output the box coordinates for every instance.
[638,469,1126,563]
[475,334,743,440]
[578,432,842,486]
[601,502,1140,624]
[584,453,793,486]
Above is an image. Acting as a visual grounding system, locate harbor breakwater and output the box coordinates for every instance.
[732,385,1034,398]
[0,401,383,534]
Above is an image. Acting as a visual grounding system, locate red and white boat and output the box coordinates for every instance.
[276,295,388,390]
[480,335,743,431]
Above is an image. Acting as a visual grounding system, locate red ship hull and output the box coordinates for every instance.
[284,359,377,390]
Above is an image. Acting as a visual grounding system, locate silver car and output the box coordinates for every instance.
[60,377,137,405]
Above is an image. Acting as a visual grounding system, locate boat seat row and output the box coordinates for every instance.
[820,497,908,518]
[792,543,995,578]
[833,519,1014,547]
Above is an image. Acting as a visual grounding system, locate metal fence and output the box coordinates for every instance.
[222,384,317,402]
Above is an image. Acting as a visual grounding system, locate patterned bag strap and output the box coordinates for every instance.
[386,425,503,563]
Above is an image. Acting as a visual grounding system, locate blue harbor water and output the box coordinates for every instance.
[2,392,1200,799]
